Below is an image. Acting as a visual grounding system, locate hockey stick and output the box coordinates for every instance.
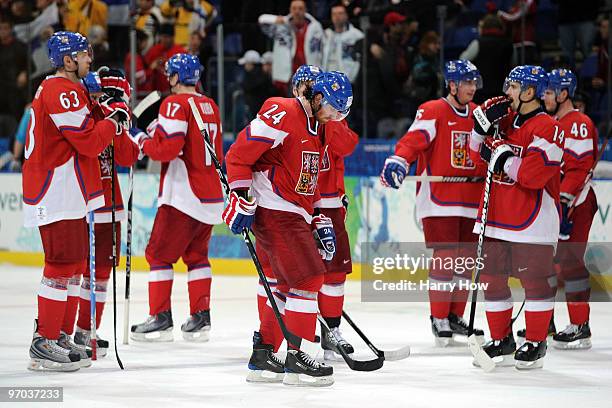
[403,175,485,183]
[467,130,498,373]
[122,90,161,345]
[88,210,97,360]
[188,97,383,372]
[110,143,124,369]
[342,311,411,361]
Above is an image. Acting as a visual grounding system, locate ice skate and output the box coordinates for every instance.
[246,332,285,383]
[431,316,453,347]
[553,322,592,350]
[473,333,516,368]
[283,349,334,387]
[448,313,485,344]
[74,327,109,358]
[28,321,81,372]
[130,311,174,342]
[181,310,211,342]
[321,322,354,361]
[58,332,92,367]
[515,340,547,370]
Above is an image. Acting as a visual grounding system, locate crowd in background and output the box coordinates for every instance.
[1,0,612,171]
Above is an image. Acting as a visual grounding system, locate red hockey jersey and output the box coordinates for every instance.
[316,119,358,208]
[394,97,485,221]
[225,97,326,223]
[142,92,224,225]
[90,104,140,223]
[470,109,563,244]
[22,75,116,227]
[558,109,598,207]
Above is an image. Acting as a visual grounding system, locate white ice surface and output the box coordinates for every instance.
[1,265,611,408]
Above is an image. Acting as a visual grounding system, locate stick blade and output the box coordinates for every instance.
[468,334,495,373]
[344,354,385,372]
[380,345,411,361]
[133,91,161,119]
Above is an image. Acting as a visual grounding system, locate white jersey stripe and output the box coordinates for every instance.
[49,106,91,131]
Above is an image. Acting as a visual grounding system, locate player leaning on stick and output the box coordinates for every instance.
[129,53,224,343]
[379,60,485,347]
[223,71,352,386]
[541,69,598,350]
[22,31,130,372]
[469,65,562,370]
[57,70,139,358]
[252,65,360,361]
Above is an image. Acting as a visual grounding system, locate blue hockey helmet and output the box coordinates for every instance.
[312,71,353,120]
[292,65,322,89]
[503,65,548,98]
[48,31,91,68]
[547,68,577,98]
[444,60,483,89]
[165,53,203,86]
[82,71,102,94]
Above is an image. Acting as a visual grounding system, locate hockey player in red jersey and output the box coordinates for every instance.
[542,69,598,350]
[224,71,353,386]
[469,65,562,369]
[252,65,359,361]
[23,31,130,371]
[380,60,485,346]
[54,70,139,358]
[130,53,224,343]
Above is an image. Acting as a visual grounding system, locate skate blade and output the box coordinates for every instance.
[283,372,334,387]
[323,349,354,361]
[79,357,92,368]
[434,337,452,348]
[473,353,514,368]
[182,329,210,343]
[552,338,592,350]
[130,329,174,342]
[515,358,544,370]
[468,335,496,372]
[28,358,81,372]
[246,369,284,383]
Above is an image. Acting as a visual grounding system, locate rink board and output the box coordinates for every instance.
[1,174,611,282]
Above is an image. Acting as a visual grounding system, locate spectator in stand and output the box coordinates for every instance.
[104,0,131,66]
[258,0,324,95]
[367,11,416,138]
[30,26,54,88]
[63,0,108,36]
[238,50,277,119]
[89,25,113,71]
[460,14,513,103]
[340,0,366,21]
[0,18,30,139]
[160,0,217,48]
[261,51,274,76]
[554,0,600,68]
[322,1,364,83]
[407,31,441,108]
[497,0,539,65]
[14,0,59,44]
[145,23,187,93]
[592,15,609,90]
[125,29,155,96]
[135,0,164,53]
[187,31,211,88]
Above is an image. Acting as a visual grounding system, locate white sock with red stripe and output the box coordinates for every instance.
[525,299,555,341]
[187,264,212,314]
